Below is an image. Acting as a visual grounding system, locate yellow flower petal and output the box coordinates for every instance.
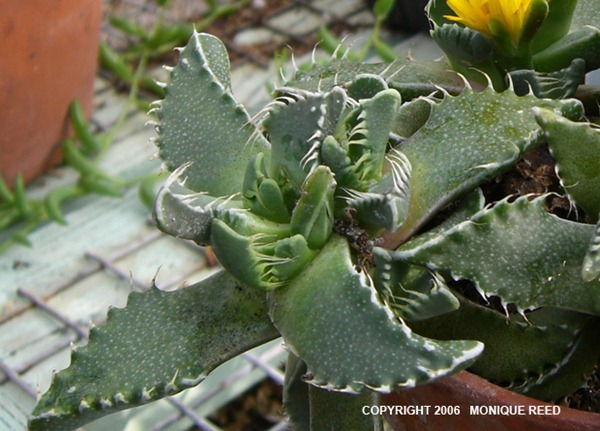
[444,0,546,45]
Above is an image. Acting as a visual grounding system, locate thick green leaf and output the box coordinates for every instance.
[411,294,597,400]
[509,58,586,99]
[373,248,459,322]
[242,153,290,223]
[345,149,412,233]
[387,87,583,246]
[390,96,432,139]
[572,0,600,31]
[264,88,346,189]
[283,352,382,431]
[530,0,578,53]
[347,89,401,183]
[153,163,242,245]
[395,195,600,315]
[582,218,600,282]
[285,59,465,101]
[268,235,483,393]
[155,31,268,195]
[283,353,310,431]
[30,271,278,431]
[290,166,336,250]
[309,386,381,431]
[534,108,600,222]
[430,23,505,89]
[533,26,600,73]
[518,317,600,401]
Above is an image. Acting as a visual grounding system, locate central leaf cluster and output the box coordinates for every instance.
[211,78,411,290]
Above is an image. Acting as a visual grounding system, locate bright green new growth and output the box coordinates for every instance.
[31,3,600,426]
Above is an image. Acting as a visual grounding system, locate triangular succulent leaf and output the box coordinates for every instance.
[290,166,336,250]
[582,217,600,282]
[156,32,268,195]
[154,163,242,245]
[509,58,586,99]
[533,26,600,73]
[30,271,278,431]
[388,87,583,246]
[268,235,483,393]
[373,248,459,321]
[411,293,599,401]
[395,196,600,315]
[264,88,346,189]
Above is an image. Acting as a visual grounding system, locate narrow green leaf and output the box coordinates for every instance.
[30,271,278,431]
[373,0,395,20]
[268,235,483,393]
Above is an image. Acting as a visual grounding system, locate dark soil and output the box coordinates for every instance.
[565,365,600,413]
[481,144,583,221]
[205,379,285,431]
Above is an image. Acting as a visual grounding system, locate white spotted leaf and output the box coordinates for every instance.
[395,196,600,315]
[389,87,583,245]
[268,235,483,393]
[155,32,268,195]
[30,271,278,431]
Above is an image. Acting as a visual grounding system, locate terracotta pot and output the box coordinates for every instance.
[0,0,103,185]
[382,371,600,431]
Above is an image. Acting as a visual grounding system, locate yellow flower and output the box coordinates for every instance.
[445,0,547,45]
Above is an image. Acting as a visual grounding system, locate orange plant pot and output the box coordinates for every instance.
[382,371,600,431]
[0,0,103,185]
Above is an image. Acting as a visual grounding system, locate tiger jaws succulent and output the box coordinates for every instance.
[30,1,600,430]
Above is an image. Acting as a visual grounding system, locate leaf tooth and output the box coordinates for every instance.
[99,398,113,409]
[78,400,91,413]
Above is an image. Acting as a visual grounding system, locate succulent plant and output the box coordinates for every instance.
[30,1,600,430]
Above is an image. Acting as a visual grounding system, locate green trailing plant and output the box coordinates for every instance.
[30,0,600,429]
[0,0,188,252]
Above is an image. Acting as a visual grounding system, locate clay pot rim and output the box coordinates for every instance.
[381,370,600,430]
